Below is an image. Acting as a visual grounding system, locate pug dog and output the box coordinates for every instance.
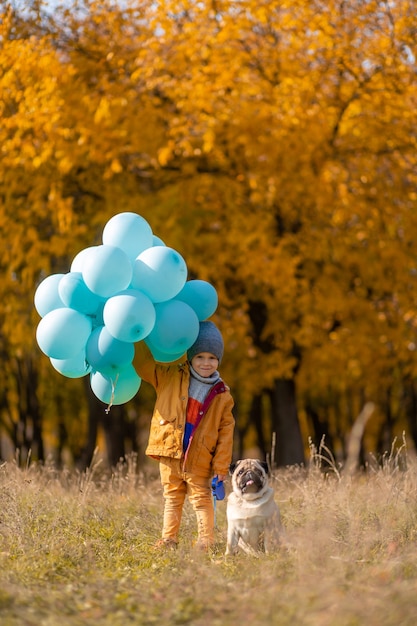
[226,459,282,556]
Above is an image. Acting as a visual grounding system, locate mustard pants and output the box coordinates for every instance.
[159,458,214,546]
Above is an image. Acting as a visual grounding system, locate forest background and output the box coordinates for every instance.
[1,0,417,472]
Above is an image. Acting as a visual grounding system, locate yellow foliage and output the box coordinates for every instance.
[1,0,417,451]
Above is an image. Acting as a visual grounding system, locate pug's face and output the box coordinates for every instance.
[230,459,269,499]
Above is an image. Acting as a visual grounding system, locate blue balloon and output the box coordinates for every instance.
[82,244,133,298]
[50,350,92,378]
[102,212,153,260]
[152,235,166,246]
[86,326,134,374]
[147,300,199,355]
[175,280,218,321]
[58,272,105,315]
[36,308,93,359]
[103,289,156,343]
[91,300,105,328]
[34,274,65,317]
[144,338,186,363]
[131,246,187,303]
[90,365,141,405]
[70,246,98,272]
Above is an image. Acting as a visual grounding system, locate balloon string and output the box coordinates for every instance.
[105,373,119,414]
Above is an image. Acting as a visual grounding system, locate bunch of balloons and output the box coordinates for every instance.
[34,212,218,407]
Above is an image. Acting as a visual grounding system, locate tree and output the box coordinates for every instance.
[1,0,416,466]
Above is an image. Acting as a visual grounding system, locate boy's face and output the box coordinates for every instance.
[190,352,219,378]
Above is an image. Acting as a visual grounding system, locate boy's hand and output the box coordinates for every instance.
[215,474,226,482]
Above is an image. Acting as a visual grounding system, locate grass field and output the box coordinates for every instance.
[1,445,417,626]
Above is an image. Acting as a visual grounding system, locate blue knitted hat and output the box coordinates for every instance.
[187,321,224,363]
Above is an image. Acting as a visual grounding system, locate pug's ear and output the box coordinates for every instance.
[229,462,237,475]
[260,461,270,475]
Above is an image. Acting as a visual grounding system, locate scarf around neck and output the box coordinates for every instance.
[182,366,221,453]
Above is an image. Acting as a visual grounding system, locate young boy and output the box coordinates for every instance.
[135,321,235,550]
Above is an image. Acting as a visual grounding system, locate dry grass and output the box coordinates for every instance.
[1,446,417,626]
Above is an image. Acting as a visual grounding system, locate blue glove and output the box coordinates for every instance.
[211,476,225,501]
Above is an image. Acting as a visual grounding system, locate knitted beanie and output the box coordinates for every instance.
[187,321,224,363]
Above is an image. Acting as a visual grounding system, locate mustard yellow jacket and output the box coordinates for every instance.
[135,342,235,478]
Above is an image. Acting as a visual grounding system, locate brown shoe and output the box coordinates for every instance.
[154,538,178,550]
[193,540,214,552]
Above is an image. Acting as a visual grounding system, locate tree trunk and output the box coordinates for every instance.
[377,387,394,456]
[249,393,267,461]
[304,403,335,455]
[404,380,417,452]
[77,380,133,469]
[14,356,44,464]
[76,380,101,470]
[27,359,44,462]
[233,399,250,460]
[269,378,305,467]
[101,404,127,467]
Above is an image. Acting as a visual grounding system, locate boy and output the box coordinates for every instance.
[135,321,235,550]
